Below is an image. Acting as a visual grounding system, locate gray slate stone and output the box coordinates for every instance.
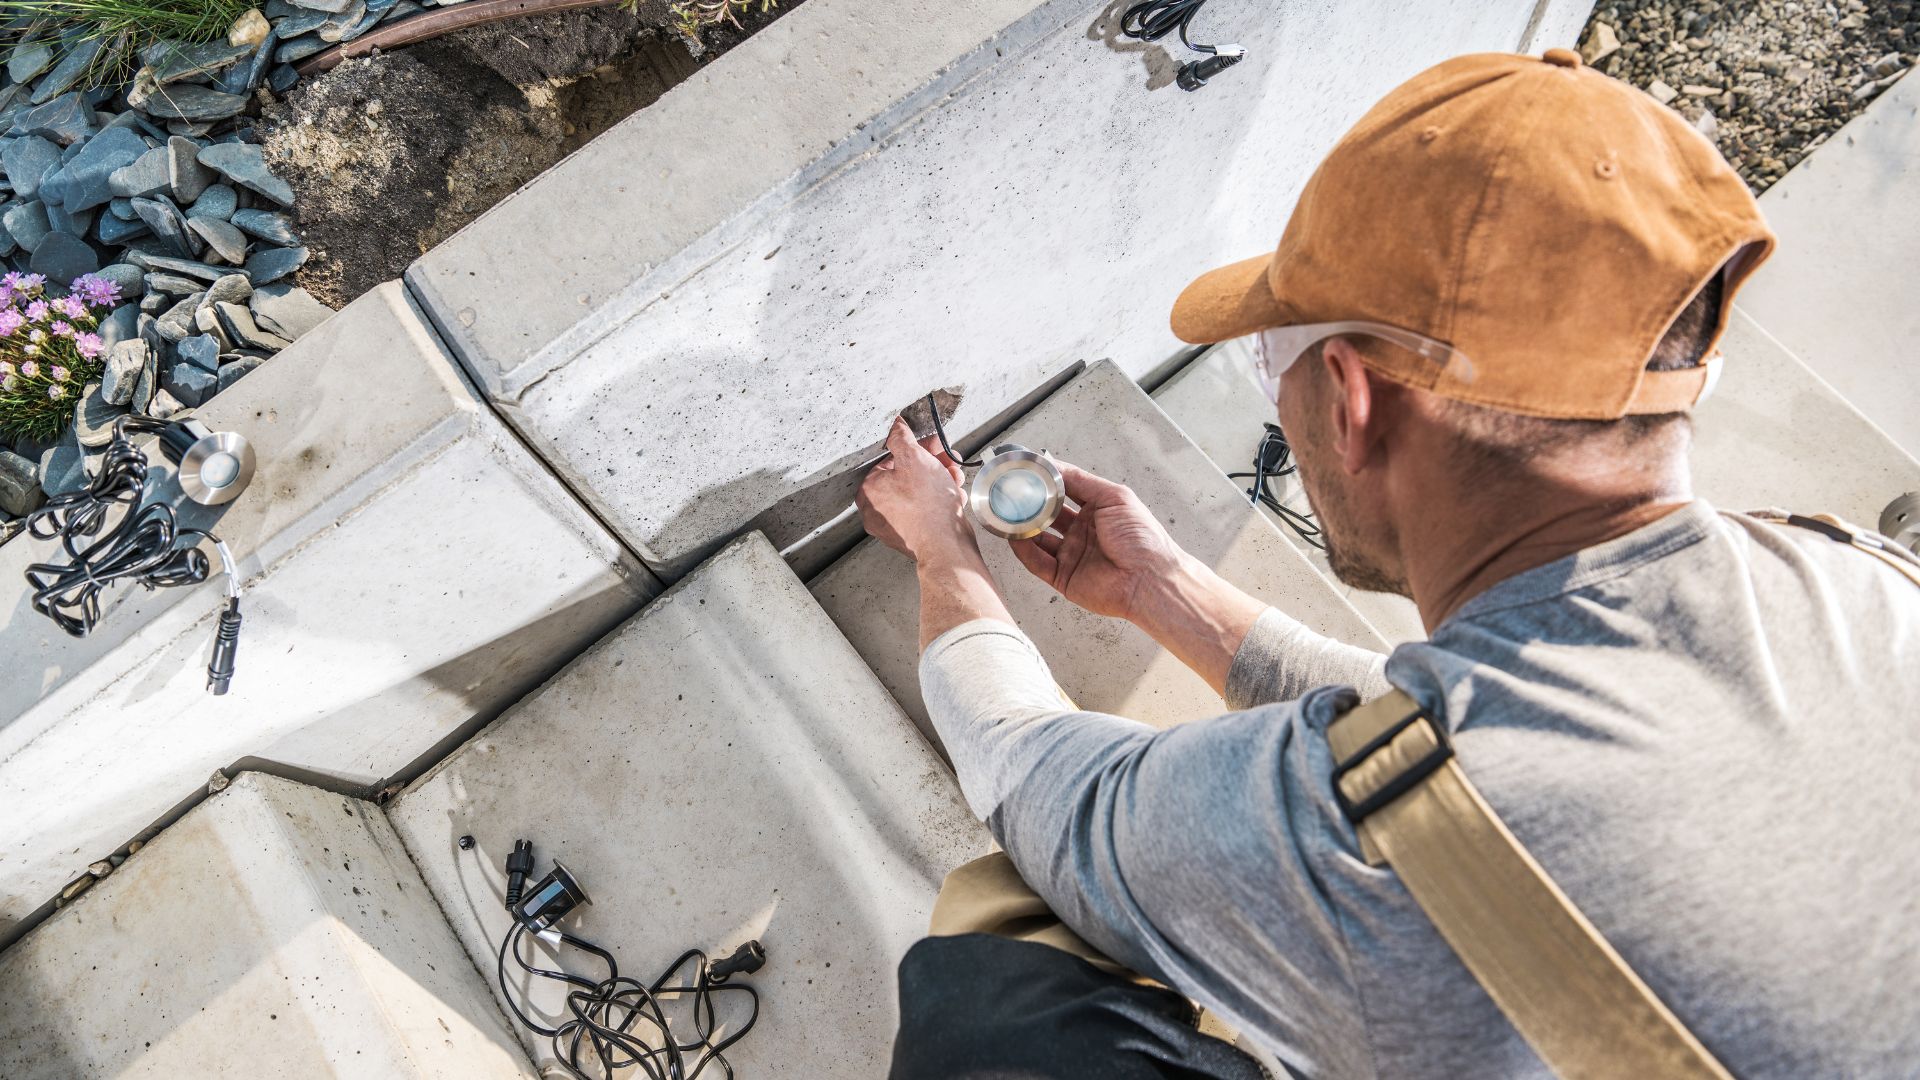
[132,253,231,281]
[145,271,203,297]
[12,93,95,146]
[267,64,299,94]
[5,199,50,253]
[205,273,253,307]
[157,293,204,339]
[2,135,60,200]
[29,229,98,283]
[192,305,235,350]
[197,143,294,206]
[146,387,184,419]
[164,358,217,406]
[72,382,126,447]
[0,448,44,516]
[96,263,145,298]
[285,0,355,14]
[136,84,250,123]
[217,354,263,392]
[219,33,279,96]
[243,244,306,284]
[31,40,104,106]
[131,338,158,412]
[188,215,248,262]
[0,210,15,258]
[248,282,331,338]
[108,146,172,199]
[49,125,147,211]
[95,211,148,245]
[214,301,289,351]
[44,199,92,238]
[38,428,86,496]
[168,136,216,203]
[139,290,168,314]
[274,9,332,36]
[229,207,296,246]
[148,40,255,84]
[275,34,330,64]
[7,43,54,86]
[102,338,146,404]
[108,197,137,220]
[131,194,199,258]
[173,332,219,368]
[97,303,138,349]
[187,183,237,220]
[316,0,368,42]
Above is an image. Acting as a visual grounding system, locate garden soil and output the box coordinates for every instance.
[260,2,787,309]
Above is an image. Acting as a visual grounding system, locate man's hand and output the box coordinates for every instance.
[857,418,977,564]
[1007,464,1187,622]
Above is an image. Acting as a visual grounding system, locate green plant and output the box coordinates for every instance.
[0,273,119,444]
[664,0,778,36]
[0,0,250,47]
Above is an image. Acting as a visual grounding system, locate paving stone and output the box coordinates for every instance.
[71,382,126,447]
[390,532,990,1078]
[0,282,654,930]
[6,42,53,85]
[28,229,98,283]
[101,338,145,404]
[248,281,331,338]
[130,194,200,258]
[107,146,172,199]
[813,362,1387,744]
[243,244,306,283]
[229,206,296,245]
[167,135,216,203]
[0,448,42,516]
[10,92,94,146]
[2,134,60,199]
[188,215,248,263]
[30,39,104,105]
[47,125,145,211]
[0,775,532,1079]
[4,199,49,253]
[197,142,294,206]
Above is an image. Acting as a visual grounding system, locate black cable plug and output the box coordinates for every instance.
[1178,44,1245,91]
[206,597,242,695]
[504,839,534,913]
[709,940,767,983]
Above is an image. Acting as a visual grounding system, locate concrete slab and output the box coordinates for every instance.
[811,360,1388,744]
[0,282,657,937]
[1736,70,1920,456]
[407,0,1565,579]
[0,772,531,1079]
[387,532,993,1076]
[1152,339,1428,645]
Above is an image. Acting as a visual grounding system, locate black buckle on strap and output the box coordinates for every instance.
[1332,708,1453,824]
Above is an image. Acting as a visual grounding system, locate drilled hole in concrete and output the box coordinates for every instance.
[896,388,965,442]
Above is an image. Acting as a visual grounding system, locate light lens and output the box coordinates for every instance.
[988,468,1050,524]
[199,451,241,490]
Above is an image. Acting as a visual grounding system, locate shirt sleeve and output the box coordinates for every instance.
[1224,607,1391,710]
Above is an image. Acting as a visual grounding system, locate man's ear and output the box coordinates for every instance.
[1318,337,1385,476]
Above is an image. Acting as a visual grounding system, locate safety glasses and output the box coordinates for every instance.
[1249,321,1476,404]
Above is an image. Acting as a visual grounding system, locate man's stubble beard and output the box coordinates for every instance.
[1291,440,1412,598]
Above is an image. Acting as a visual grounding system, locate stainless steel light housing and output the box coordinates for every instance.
[157,419,256,506]
[968,444,1065,540]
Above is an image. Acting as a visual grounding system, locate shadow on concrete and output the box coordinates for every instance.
[1088,0,1180,91]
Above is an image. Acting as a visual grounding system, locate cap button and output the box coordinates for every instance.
[1543,47,1582,69]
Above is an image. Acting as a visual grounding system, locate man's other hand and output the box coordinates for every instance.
[858,418,978,563]
[1009,463,1187,622]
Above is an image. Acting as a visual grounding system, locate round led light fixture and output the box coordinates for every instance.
[517,861,591,932]
[968,444,1065,540]
[156,419,256,506]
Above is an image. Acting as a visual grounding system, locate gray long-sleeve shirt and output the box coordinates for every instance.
[918,502,1920,1078]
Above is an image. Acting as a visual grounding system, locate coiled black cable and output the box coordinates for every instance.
[23,415,218,637]
[497,921,762,1080]
[1228,423,1326,550]
[1120,0,1223,54]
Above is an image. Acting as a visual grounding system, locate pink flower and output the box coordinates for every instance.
[75,332,104,359]
[25,300,48,322]
[53,295,85,320]
[70,275,120,309]
[20,360,39,378]
[0,361,13,378]
[49,365,70,381]
[50,321,73,338]
[46,384,63,401]
[0,310,22,337]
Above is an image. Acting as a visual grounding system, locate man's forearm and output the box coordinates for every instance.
[1128,553,1270,696]
[917,545,1017,650]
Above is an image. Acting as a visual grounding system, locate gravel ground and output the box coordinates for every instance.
[1579,0,1915,191]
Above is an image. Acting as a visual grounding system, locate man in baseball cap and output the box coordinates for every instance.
[867,50,1920,1078]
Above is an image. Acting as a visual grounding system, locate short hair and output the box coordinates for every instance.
[1431,270,1726,464]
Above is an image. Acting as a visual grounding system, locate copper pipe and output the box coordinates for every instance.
[295,0,617,77]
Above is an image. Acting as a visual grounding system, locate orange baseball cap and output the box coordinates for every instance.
[1170,49,1776,420]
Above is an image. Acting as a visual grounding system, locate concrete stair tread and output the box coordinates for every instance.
[0,773,530,1078]
[811,359,1388,746]
[386,531,992,1077]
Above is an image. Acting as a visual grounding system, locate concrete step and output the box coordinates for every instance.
[810,359,1388,747]
[1151,340,1429,645]
[403,0,1570,582]
[0,772,531,1079]
[1735,70,1920,457]
[386,531,993,1076]
[0,282,656,939]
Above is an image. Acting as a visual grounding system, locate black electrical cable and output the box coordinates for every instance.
[497,919,762,1080]
[925,392,980,468]
[1120,0,1224,54]
[1228,423,1326,551]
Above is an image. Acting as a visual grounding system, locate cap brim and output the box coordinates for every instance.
[1169,253,1290,344]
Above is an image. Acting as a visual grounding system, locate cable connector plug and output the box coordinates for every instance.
[504,839,535,913]
[709,940,766,983]
[1178,44,1244,91]
[206,596,242,695]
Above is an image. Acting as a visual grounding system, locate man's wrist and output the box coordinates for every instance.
[1128,552,1268,693]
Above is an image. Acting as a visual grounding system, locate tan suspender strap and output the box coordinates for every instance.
[1326,692,1734,1080]
[1749,508,1920,589]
